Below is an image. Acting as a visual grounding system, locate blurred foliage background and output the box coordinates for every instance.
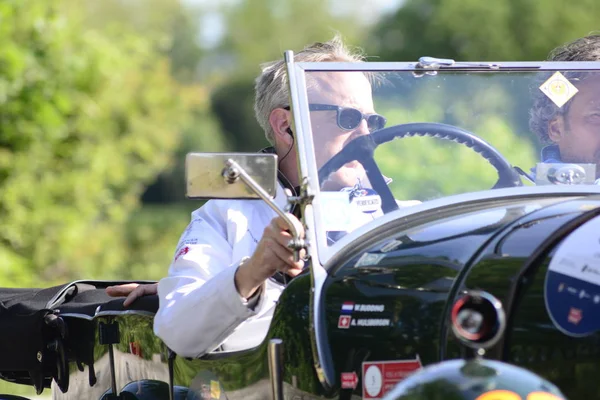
[0,0,599,395]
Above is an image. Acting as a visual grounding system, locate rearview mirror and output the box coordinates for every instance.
[185,152,278,199]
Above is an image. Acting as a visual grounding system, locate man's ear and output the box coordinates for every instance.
[548,115,566,143]
[269,107,293,148]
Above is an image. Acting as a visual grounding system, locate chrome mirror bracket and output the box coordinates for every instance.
[223,158,307,261]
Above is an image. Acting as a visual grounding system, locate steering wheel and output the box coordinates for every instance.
[318,122,523,214]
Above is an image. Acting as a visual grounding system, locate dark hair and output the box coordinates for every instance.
[529,33,600,143]
[548,33,600,62]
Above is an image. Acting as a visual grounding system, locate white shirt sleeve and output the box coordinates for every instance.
[152,201,266,358]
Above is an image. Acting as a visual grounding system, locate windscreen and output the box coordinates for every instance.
[299,68,600,248]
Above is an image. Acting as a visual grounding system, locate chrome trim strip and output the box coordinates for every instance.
[57,313,96,320]
[285,52,313,192]
[59,310,157,320]
[294,60,600,71]
[304,203,333,388]
[45,279,156,309]
[285,58,331,257]
[286,56,334,388]
[95,310,157,318]
[268,338,284,400]
[108,343,118,395]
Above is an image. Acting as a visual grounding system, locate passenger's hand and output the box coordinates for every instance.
[235,213,305,298]
[105,283,158,307]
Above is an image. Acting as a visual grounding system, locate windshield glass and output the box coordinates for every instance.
[295,65,600,253]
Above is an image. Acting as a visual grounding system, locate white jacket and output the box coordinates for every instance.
[153,185,288,358]
[153,182,420,358]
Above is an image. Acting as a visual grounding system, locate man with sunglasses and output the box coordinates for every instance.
[107,35,387,358]
[276,70,387,193]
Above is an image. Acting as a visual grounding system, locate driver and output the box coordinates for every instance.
[529,34,600,179]
[107,35,386,358]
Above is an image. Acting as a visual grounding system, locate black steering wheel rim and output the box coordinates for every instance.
[317,122,523,214]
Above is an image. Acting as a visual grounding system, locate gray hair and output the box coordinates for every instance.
[254,34,367,144]
[529,33,600,143]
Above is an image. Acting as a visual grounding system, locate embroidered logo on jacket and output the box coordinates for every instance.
[174,246,190,262]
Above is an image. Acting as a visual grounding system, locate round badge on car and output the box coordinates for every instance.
[451,290,506,350]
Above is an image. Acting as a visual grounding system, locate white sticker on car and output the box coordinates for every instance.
[544,214,600,337]
[319,191,354,232]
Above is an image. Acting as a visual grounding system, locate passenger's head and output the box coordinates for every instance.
[254,35,380,188]
[529,34,600,172]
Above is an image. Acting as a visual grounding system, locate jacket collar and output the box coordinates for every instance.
[259,146,301,217]
[259,147,297,192]
[529,144,562,181]
[540,144,562,163]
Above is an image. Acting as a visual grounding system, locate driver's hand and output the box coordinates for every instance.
[234,213,305,298]
[106,283,158,307]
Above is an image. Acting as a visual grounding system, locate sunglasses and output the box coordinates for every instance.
[309,103,387,132]
[283,104,387,132]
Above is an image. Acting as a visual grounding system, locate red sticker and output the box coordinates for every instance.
[341,371,358,389]
[568,307,582,325]
[129,342,143,358]
[362,357,422,399]
[338,315,351,329]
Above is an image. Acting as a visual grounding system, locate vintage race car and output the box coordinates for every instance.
[1,56,600,400]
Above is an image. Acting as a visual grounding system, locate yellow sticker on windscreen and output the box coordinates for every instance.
[539,71,578,108]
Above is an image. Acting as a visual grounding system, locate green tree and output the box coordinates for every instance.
[0,0,191,286]
[216,0,367,77]
[78,0,205,83]
[371,74,537,201]
[368,0,600,62]
[210,78,267,152]
[206,0,371,152]
[72,0,228,204]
